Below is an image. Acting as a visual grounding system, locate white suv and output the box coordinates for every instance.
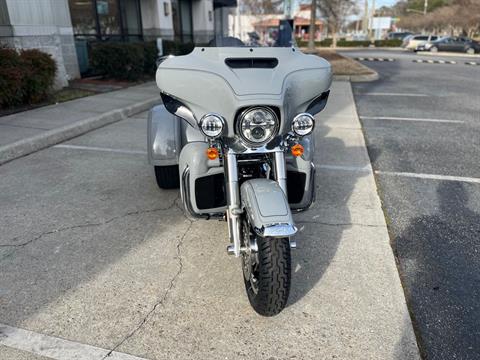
[403,35,439,50]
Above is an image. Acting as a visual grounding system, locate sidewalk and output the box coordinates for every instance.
[0,82,160,165]
[0,81,420,359]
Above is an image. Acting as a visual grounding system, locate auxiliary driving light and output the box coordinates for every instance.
[292,113,315,136]
[200,113,225,138]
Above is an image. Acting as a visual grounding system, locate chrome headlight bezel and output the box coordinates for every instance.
[236,106,280,146]
[199,113,225,139]
[292,113,315,136]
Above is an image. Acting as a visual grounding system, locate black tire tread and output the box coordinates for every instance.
[154,165,180,189]
[246,236,291,316]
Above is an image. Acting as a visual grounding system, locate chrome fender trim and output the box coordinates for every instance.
[240,178,297,238]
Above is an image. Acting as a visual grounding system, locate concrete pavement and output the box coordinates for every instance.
[0,81,419,359]
[0,82,160,165]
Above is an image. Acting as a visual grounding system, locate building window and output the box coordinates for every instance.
[163,2,170,16]
[69,0,143,41]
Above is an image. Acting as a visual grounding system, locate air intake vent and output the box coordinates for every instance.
[225,58,278,69]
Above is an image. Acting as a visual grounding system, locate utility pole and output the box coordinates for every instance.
[308,0,317,50]
[363,0,369,36]
[368,0,376,42]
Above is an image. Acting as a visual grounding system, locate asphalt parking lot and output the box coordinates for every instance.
[341,49,480,359]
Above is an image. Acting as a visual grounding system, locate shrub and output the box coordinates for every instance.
[0,49,24,108]
[374,39,403,47]
[336,40,371,47]
[163,40,195,56]
[20,49,57,103]
[0,48,56,108]
[297,38,333,48]
[91,43,145,81]
[142,42,158,76]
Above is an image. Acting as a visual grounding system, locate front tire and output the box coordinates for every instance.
[466,47,475,55]
[242,226,291,316]
[154,165,180,189]
[430,46,438,52]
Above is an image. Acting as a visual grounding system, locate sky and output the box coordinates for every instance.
[375,0,398,8]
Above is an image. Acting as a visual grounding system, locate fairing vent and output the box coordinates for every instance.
[225,58,278,69]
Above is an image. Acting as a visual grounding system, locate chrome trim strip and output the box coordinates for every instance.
[274,150,287,195]
[254,223,297,238]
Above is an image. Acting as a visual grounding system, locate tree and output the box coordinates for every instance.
[241,0,283,14]
[308,0,318,50]
[397,0,480,36]
[317,0,358,48]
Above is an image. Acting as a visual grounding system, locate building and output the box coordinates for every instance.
[0,0,234,87]
[228,4,323,44]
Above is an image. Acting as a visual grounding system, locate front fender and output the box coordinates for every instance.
[241,179,297,238]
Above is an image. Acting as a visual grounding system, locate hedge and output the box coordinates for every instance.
[374,39,403,47]
[91,41,195,80]
[297,38,403,48]
[0,48,56,108]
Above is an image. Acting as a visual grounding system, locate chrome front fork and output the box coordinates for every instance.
[225,150,242,257]
[225,149,288,257]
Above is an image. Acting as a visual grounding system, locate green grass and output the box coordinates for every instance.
[51,88,96,104]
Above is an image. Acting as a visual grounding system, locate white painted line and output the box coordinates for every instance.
[357,92,428,97]
[318,164,372,172]
[360,116,464,124]
[54,144,147,155]
[375,170,480,184]
[0,323,148,360]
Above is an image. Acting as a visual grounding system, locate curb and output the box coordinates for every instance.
[416,51,480,58]
[334,71,379,82]
[0,97,160,166]
[413,59,457,64]
[465,61,480,66]
[355,57,395,62]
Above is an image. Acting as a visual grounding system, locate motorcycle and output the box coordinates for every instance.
[148,25,332,316]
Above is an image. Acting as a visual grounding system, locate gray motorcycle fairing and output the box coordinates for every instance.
[156,47,332,136]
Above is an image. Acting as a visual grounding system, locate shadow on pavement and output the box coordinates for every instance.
[393,181,480,359]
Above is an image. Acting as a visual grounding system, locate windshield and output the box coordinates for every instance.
[208,7,297,48]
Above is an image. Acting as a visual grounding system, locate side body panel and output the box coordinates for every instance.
[147,105,182,166]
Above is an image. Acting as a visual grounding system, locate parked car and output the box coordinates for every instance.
[387,32,413,40]
[419,37,480,54]
[403,34,439,50]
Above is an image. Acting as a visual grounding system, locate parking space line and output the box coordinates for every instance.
[360,116,464,124]
[375,170,480,184]
[356,92,428,97]
[54,144,147,155]
[0,323,148,360]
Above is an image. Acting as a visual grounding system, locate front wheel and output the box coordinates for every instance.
[430,46,438,52]
[466,47,475,55]
[241,222,291,316]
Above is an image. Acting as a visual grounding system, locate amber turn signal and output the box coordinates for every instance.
[206,147,219,160]
[291,143,304,157]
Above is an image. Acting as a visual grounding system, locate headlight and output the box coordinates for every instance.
[199,113,225,138]
[292,113,315,136]
[237,107,279,145]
